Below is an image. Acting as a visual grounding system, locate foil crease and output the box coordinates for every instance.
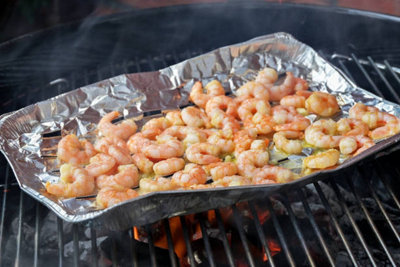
[1,32,400,230]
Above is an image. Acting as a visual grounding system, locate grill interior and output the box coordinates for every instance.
[1,3,400,267]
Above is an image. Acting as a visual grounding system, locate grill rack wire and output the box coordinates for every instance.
[0,51,400,266]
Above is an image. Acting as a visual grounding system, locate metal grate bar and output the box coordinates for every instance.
[0,164,10,264]
[145,225,157,267]
[330,180,377,266]
[72,224,79,267]
[367,57,400,103]
[90,226,98,267]
[384,60,400,87]
[163,219,178,267]
[199,216,216,267]
[180,216,196,267]
[337,59,355,82]
[314,182,358,266]
[346,177,397,266]
[265,198,295,267]
[359,169,400,245]
[214,209,235,267]
[33,203,41,267]
[376,165,400,211]
[248,202,276,267]
[282,194,316,267]
[351,54,384,98]
[297,188,335,266]
[14,192,24,267]
[57,218,64,267]
[129,228,138,267]
[232,205,256,267]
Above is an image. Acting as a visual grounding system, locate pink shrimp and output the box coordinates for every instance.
[127,132,154,154]
[96,164,139,189]
[96,187,138,209]
[172,163,207,187]
[244,113,276,135]
[165,110,185,126]
[304,119,343,149]
[339,135,375,155]
[271,105,310,131]
[237,98,271,121]
[189,80,225,109]
[253,165,297,184]
[94,136,132,165]
[336,118,369,136]
[303,149,340,169]
[207,129,235,154]
[142,135,184,160]
[185,143,221,164]
[233,129,258,156]
[132,153,154,174]
[98,111,137,140]
[265,72,296,101]
[212,175,251,187]
[293,77,309,92]
[160,126,207,146]
[255,68,279,85]
[153,157,185,176]
[273,131,304,154]
[236,150,270,178]
[57,134,96,165]
[139,176,179,193]
[235,81,269,103]
[206,95,239,121]
[305,92,340,117]
[204,162,238,181]
[45,164,95,198]
[141,117,171,139]
[181,106,212,128]
[85,153,116,177]
[280,95,306,108]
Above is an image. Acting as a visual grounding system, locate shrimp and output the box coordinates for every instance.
[142,135,184,160]
[204,162,238,180]
[127,132,154,154]
[305,92,340,117]
[250,139,268,151]
[85,153,116,177]
[265,72,296,101]
[304,119,343,148]
[273,131,304,154]
[132,153,154,174]
[98,111,137,140]
[186,142,221,164]
[233,129,258,156]
[96,187,138,209]
[141,117,171,139]
[303,149,340,169]
[244,113,275,135]
[237,98,271,121]
[339,136,375,155]
[153,158,185,176]
[293,77,309,92]
[349,103,400,139]
[336,118,369,136]
[271,105,310,131]
[161,126,207,146]
[96,164,139,189]
[95,136,132,165]
[221,116,241,133]
[255,68,278,85]
[280,95,306,108]
[235,81,269,103]
[296,90,313,98]
[172,163,207,187]
[236,150,270,178]
[165,110,185,126]
[139,176,179,193]
[189,80,225,109]
[207,130,235,154]
[253,165,298,184]
[45,164,95,198]
[213,175,251,187]
[206,95,238,121]
[57,134,96,165]
[181,106,212,128]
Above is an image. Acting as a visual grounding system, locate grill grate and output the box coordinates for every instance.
[0,51,400,266]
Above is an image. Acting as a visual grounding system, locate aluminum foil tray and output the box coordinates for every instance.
[1,33,400,230]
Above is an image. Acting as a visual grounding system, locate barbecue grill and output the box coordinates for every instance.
[1,2,400,266]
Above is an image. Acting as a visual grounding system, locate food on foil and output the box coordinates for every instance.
[44,67,400,209]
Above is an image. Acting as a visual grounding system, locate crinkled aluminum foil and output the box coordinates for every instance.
[1,32,400,231]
